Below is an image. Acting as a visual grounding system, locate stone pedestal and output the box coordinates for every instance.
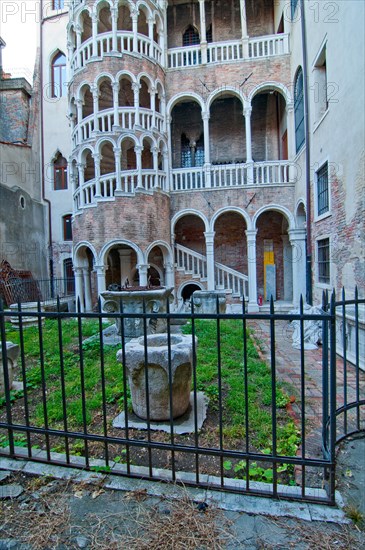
[101,287,173,338]
[9,303,40,328]
[192,290,226,314]
[117,333,196,421]
[0,342,19,395]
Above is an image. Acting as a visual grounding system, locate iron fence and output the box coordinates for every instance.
[0,290,364,504]
[0,278,75,306]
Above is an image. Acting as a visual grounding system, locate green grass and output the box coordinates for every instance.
[2,317,300,472]
[3,319,123,429]
[182,319,299,455]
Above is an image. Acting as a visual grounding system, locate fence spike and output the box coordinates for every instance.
[270,294,274,314]
[57,295,60,312]
[355,285,358,300]
[300,294,303,314]
[342,287,345,302]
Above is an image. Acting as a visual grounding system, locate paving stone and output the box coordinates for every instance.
[0,484,24,499]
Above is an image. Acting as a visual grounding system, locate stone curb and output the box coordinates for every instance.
[0,457,350,524]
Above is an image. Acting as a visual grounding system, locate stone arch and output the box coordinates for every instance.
[73,241,98,268]
[178,280,204,303]
[206,87,245,111]
[252,204,295,231]
[248,81,293,106]
[295,200,307,229]
[167,92,205,116]
[210,206,252,232]
[171,209,209,234]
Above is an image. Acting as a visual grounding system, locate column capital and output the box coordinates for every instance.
[77,162,85,169]
[288,228,307,242]
[204,231,215,241]
[74,266,83,275]
[245,229,258,240]
[113,146,121,154]
[134,145,143,153]
[75,24,82,34]
[244,106,252,117]
[132,82,141,93]
[112,81,120,93]
[92,153,100,162]
[91,13,98,24]
[94,264,108,273]
[202,111,210,121]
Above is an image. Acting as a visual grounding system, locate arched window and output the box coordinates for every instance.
[51,52,66,98]
[63,214,72,241]
[53,153,68,190]
[183,25,200,46]
[294,67,305,153]
[63,258,75,294]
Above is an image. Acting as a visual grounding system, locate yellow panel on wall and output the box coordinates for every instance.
[264,240,274,300]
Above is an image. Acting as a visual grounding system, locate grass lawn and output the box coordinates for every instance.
[1,317,300,483]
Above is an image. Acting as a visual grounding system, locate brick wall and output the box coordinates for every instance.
[0,80,31,143]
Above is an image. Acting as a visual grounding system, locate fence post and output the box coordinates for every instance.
[328,291,337,503]
[0,300,15,456]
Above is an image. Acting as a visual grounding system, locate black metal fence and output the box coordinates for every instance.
[0,290,364,505]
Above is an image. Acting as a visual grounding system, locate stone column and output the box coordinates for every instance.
[67,41,73,81]
[92,85,99,134]
[204,231,215,291]
[132,10,138,52]
[91,14,98,57]
[152,146,159,188]
[138,264,149,286]
[95,264,107,296]
[77,162,85,208]
[199,0,207,64]
[150,86,156,129]
[114,146,122,192]
[74,267,84,312]
[132,82,141,128]
[164,261,174,288]
[202,111,211,188]
[112,81,120,128]
[246,229,259,312]
[111,6,118,52]
[93,153,101,197]
[148,16,154,57]
[75,99,83,144]
[240,0,249,57]
[76,25,82,68]
[289,229,307,306]
[281,235,293,302]
[135,145,143,189]
[244,106,253,184]
[82,268,93,312]
[118,249,132,286]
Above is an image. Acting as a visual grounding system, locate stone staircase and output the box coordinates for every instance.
[175,244,248,299]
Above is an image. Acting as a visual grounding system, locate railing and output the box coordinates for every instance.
[171,160,293,192]
[175,244,207,281]
[172,167,205,191]
[175,244,248,298]
[71,31,162,72]
[252,161,290,185]
[72,109,164,148]
[249,33,289,58]
[167,34,289,69]
[214,262,248,297]
[211,163,247,187]
[74,170,167,209]
[1,291,363,505]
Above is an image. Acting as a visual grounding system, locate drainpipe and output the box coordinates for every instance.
[40,0,54,288]
[300,0,312,305]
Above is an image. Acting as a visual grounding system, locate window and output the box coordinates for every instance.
[53,153,68,190]
[51,52,67,98]
[63,258,75,294]
[63,215,72,241]
[183,25,200,46]
[316,162,329,216]
[317,238,330,284]
[181,134,204,168]
[294,67,305,153]
[291,0,299,19]
[313,44,328,123]
[53,0,64,9]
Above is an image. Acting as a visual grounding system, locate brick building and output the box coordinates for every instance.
[39,0,364,311]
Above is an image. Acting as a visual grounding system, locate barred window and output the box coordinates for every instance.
[317,163,329,216]
[318,238,330,284]
[183,25,200,46]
